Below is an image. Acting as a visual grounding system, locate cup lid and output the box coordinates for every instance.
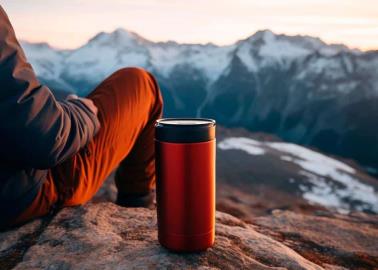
[155,118,216,143]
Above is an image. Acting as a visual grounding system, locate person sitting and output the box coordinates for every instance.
[0,5,163,229]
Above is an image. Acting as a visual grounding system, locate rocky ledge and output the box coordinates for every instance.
[1,202,377,270]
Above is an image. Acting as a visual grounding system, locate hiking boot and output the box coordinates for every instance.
[116,190,155,209]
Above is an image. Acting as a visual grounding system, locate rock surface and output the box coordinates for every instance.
[254,210,378,270]
[0,202,331,270]
[1,202,377,269]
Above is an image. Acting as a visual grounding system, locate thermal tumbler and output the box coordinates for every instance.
[155,118,216,252]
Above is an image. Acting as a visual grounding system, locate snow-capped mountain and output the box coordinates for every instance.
[23,28,236,93]
[21,28,378,173]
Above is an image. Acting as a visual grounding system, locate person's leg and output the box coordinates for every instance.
[54,67,163,207]
[114,88,162,206]
[9,170,58,227]
[9,67,163,226]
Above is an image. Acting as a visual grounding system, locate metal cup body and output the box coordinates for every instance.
[155,118,216,252]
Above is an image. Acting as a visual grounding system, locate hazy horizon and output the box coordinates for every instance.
[2,0,378,51]
[20,27,372,53]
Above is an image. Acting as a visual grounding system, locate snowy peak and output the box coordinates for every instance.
[21,41,56,50]
[239,30,352,66]
[86,28,151,48]
[245,29,351,54]
[21,41,63,59]
[231,29,361,73]
[21,28,363,86]
[245,29,276,43]
[20,28,376,93]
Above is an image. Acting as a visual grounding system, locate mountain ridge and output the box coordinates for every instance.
[21,28,370,52]
[20,28,378,173]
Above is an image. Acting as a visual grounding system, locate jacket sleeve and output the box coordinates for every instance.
[0,6,101,169]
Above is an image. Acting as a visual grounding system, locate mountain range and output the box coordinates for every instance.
[21,28,378,173]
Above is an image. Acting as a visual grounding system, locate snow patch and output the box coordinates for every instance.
[259,37,311,63]
[236,43,258,72]
[218,137,265,155]
[150,44,233,82]
[271,142,355,174]
[298,171,378,214]
[271,142,378,213]
[218,137,378,213]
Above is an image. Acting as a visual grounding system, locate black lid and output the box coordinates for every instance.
[155,118,216,143]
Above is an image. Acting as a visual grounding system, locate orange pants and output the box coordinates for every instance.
[10,67,163,226]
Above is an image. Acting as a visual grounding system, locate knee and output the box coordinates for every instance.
[112,67,154,91]
[114,67,150,80]
[113,67,163,109]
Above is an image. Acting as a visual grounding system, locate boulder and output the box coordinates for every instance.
[0,202,325,270]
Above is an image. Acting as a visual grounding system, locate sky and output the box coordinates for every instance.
[1,0,378,50]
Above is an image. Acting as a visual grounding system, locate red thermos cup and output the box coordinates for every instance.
[155,118,216,252]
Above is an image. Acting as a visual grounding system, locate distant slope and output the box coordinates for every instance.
[217,128,378,215]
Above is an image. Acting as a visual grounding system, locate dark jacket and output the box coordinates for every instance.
[0,6,100,221]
